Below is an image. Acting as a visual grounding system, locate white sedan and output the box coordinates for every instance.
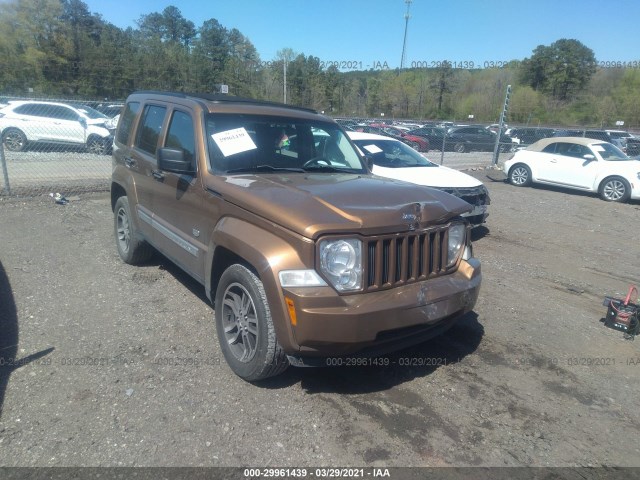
[348,131,489,226]
[503,137,640,202]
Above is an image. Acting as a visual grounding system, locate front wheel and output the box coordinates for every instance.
[113,196,154,264]
[508,164,532,187]
[599,176,630,202]
[454,142,466,153]
[215,264,288,381]
[2,129,27,152]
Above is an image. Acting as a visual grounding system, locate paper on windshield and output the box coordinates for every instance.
[363,144,383,154]
[212,128,257,157]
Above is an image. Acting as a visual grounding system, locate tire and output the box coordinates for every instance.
[508,164,532,187]
[215,264,289,381]
[87,135,109,155]
[454,142,466,153]
[599,176,630,203]
[113,196,154,264]
[2,129,27,152]
[407,141,420,151]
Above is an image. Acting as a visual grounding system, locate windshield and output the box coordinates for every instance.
[70,103,108,120]
[352,138,437,168]
[206,114,366,174]
[591,142,629,161]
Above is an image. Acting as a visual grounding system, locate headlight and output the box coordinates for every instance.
[319,238,362,292]
[447,224,466,267]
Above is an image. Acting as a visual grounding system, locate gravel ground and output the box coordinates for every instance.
[0,170,639,473]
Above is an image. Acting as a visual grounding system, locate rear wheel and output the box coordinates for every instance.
[508,164,532,187]
[215,264,288,381]
[2,129,27,152]
[454,142,466,153]
[599,176,630,202]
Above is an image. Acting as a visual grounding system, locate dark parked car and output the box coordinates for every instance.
[446,125,514,153]
[507,127,555,148]
[625,137,640,156]
[552,129,627,151]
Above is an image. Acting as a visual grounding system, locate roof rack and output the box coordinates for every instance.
[132,90,318,114]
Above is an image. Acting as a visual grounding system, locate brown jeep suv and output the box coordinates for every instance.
[111,91,481,381]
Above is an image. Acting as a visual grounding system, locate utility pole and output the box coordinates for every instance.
[400,0,412,69]
[492,84,511,165]
[283,57,287,104]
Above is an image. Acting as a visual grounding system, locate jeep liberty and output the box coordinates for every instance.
[111,91,481,381]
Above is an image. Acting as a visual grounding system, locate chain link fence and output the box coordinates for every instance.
[0,97,120,197]
[0,97,513,198]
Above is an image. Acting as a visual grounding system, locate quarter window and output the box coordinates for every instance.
[116,102,140,145]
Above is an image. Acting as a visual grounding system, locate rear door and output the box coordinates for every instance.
[130,103,168,240]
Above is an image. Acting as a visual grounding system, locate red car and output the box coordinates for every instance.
[367,123,430,152]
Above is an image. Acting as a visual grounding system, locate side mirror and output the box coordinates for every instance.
[158,147,195,175]
[79,117,87,129]
[583,154,596,162]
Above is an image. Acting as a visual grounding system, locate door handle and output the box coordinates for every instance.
[550,159,558,163]
[124,157,136,168]
[152,170,165,181]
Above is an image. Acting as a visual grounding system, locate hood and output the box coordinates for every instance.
[208,173,471,239]
[372,164,482,188]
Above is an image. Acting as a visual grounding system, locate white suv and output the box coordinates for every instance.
[0,100,114,154]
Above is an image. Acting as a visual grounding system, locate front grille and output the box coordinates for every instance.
[364,225,451,292]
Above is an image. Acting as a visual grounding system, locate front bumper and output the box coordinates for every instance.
[281,258,481,359]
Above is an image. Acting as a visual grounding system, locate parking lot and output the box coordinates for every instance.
[0,169,639,468]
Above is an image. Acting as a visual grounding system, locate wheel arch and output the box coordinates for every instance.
[205,217,310,353]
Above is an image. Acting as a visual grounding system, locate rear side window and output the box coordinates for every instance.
[165,110,195,166]
[116,102,140,145]
[13,104,48,117]
[135,105,166,155]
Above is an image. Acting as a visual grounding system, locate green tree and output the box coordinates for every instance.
[431,61,455,115]
[519,39,596,101]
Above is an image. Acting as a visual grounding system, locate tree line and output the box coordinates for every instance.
[1,0,640,128]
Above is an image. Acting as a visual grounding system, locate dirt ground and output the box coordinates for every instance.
[0,170,639,473]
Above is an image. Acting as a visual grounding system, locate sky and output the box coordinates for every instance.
[83,0,640,69]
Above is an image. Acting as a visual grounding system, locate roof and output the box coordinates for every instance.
[526,136,607,152]
[347,131,400,142]
[130,90,318,114]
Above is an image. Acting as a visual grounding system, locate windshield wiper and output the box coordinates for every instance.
[302,165,353,173]
[225,165,306,174]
